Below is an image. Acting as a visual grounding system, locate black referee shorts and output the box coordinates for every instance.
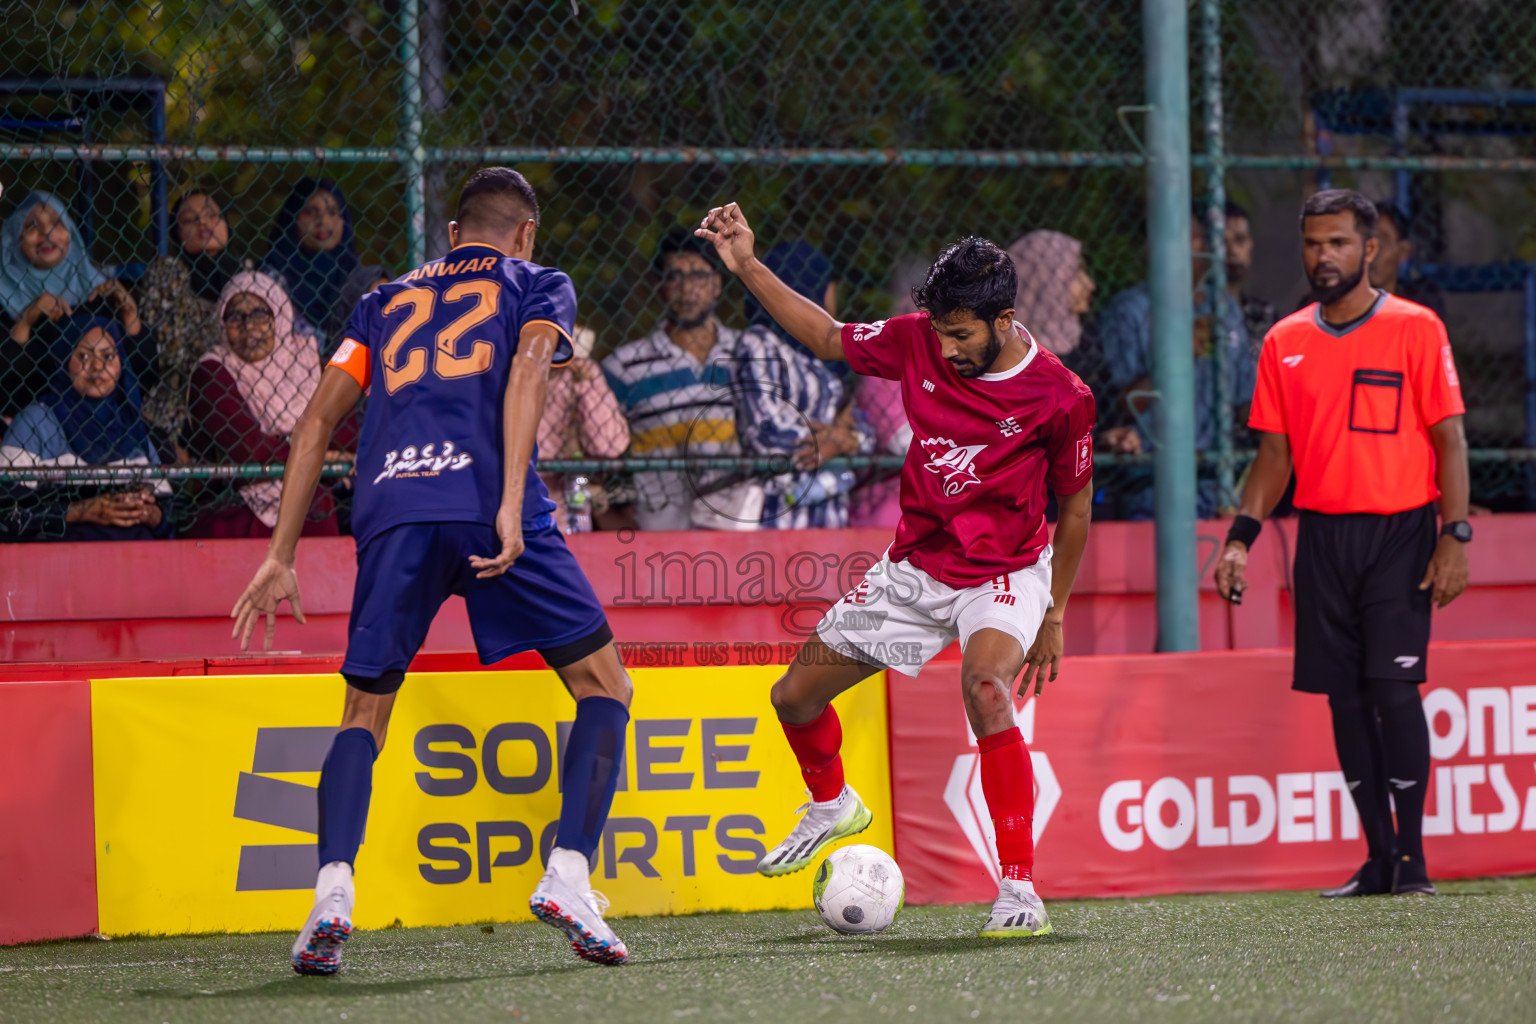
[1292,502,1437,695]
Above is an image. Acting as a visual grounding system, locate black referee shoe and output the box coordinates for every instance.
[1320,857,1392,898]
[1391,855,1436,896]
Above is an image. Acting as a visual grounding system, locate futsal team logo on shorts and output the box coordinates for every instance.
[373,439,473,484]
[920,437,988,496]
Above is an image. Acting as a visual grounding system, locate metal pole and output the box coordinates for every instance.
[1392,97,1411,220]
[151,83,168,257]
[1145,0,1200,652]
[1200,0,1234,510]
[422,0,451,260]
[399,0,427,268]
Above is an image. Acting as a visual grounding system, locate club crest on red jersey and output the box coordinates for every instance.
[920,437,988,496]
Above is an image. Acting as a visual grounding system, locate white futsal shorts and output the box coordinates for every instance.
[815,547,1054,677]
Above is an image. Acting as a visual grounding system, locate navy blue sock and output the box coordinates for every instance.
[316,727,379,869]
[555,696,630,858]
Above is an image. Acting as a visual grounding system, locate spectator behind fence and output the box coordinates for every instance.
[1008,228,1111,408]
[139,189,248,457]
[848,259,924,529]
[262,178,385,349]
[734,241,869,529]
[0,316,172,541]
[1007,230,1095,358]
[1099,210,1256,518]
[1371,203,1447,320]
[186,271,354,538]
[1225,200,1278,348]
[539,325,630,531]
[602,228,762,531]
[0,190,155,417]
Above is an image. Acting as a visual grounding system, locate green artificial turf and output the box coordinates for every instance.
[3,879,1534,1023]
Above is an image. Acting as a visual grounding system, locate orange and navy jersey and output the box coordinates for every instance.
[1248,292,1464,516]
[329,242,576,547]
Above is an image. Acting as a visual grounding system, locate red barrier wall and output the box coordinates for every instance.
[0,680,98,944]
[891,640,1536,904]
[4,516,1536,663]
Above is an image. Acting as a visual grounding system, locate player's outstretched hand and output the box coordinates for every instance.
[470,504,525,579]
[1214,540,1248,604]
[1020,614,1063,696]
[694,203,755,276]
[230,557,306,651]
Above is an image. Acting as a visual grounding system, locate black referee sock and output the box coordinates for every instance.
[1327,688,1394,862]
[1369,678,1431,863]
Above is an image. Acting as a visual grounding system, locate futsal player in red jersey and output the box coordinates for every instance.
[697,204,1095,937]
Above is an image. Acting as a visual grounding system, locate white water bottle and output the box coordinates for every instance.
[565,475,593,533]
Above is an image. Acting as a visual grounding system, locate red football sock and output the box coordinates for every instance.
[978,725,1035,881]
[780,705,845,803]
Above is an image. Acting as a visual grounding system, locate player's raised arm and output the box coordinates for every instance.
[468,321,557,579]
[695,203,845,361]
[230,365,363,650]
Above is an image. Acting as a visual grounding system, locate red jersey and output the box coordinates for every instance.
[1248,292,1464,515]
[841,312,1096,587]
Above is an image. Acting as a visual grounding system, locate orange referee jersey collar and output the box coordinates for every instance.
[1312,289,1388,338]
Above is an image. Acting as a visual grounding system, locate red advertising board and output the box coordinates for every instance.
[0,680,98,944]
[890,640,1536,903]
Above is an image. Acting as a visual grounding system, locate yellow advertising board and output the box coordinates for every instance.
[91,667,892,936]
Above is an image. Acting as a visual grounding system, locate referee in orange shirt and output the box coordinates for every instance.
[1215,189,1470,898]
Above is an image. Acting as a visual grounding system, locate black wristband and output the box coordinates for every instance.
[1226,513,1262,549]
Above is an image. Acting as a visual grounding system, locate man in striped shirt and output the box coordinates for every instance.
[734,241,870,529]
[602,229,762,530]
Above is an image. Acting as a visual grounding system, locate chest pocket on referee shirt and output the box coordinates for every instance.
[1348,369,1403,434]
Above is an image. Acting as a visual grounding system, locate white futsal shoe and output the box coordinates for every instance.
[292,861,355,975]
[978,876,1053,938]
[529,847,629,965]
[757,785,874,877]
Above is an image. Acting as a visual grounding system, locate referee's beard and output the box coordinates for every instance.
[1308,253,1367,307]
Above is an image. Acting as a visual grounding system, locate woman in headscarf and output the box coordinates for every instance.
[186,271,355,538]
[1007,229,1096,358]
[0,191,156,416]
[733,241,870,529]
[261,178,383,350]
[0,316,173,541]
[137,188,249,455]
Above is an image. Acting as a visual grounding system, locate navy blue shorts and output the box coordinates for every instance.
[341,521,611,690]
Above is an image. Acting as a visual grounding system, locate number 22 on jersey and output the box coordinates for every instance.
[380,281,500,394]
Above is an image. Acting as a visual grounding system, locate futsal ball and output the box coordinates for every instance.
[812,844,904,935]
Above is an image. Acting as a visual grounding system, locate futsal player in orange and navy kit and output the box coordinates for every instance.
[697,203,1095,939]
[231,168,634,973]
[1217,189,1471,899]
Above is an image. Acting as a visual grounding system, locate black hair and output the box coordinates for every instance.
[911,236,1017,323]
[1225,199,1250,222]
[456,167,539,233]
[1300,188,1377,239]
[655,225,718,274]
[1375,202,1411,240]
[170,187,228,241]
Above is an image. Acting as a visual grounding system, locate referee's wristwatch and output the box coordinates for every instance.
[1441,520,1473,543]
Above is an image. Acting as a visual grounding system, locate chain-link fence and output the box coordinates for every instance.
[0,0,1531,541]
